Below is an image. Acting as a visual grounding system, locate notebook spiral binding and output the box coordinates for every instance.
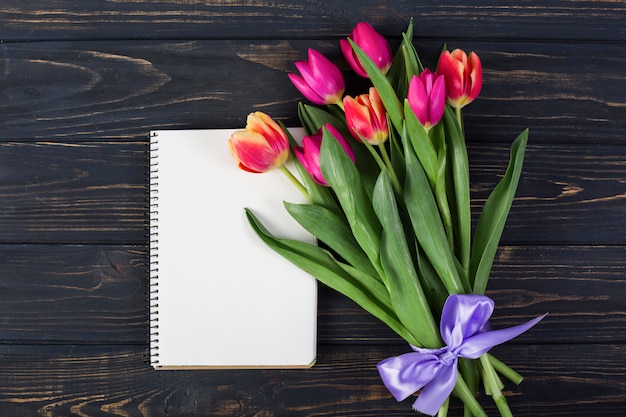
[148,131,160,366]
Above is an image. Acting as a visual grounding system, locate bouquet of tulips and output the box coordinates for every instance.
[228,20,545,417]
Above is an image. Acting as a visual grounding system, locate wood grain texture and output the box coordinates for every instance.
[0,245,623,344]
[1,1,624,42]
[0,343,623,416]
[0,1,624,415]
[0,40,623,143]
[0,141,624,245]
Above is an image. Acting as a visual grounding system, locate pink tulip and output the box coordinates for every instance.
[437,49,483,109]
[288,49,345,106]
[407,69,446,130]
[343,87,389,145]
[228,112,290,173]
[340,22,392,78]
[294,124,355,186]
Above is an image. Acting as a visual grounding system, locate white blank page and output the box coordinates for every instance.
[151,129,317,369]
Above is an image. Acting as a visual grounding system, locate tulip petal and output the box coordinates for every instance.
[429,74,446,126]
[340,38,368,77]
[343,95,373,140]
[352,22,392,74]
[408,75,429,125]
[229,130,287,173]
[288,72,325,105]
[290,49,345,105]
[468,52,483,102]
[246,112,289,155]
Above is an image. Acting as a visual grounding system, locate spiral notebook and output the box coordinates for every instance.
[149,128,317,369]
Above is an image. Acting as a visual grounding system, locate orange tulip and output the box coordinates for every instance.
[343,87,389,145]
[228,112,290,173]
[437,49,482,109]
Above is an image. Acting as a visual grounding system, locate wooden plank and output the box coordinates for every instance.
[0,142,146,243]
[0,139,624,244]
[0,343,623,416]
[0,245,147,343]
[1,1,624,42]
[0,245,624,344]
[0,40,623,143]
[319,245,626,344]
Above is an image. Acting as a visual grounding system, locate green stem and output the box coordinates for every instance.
[480,355,513,417]
[437,190,455,252]
[455,106,464,135]
[453,374,487,417]
[487,353,524,385]
[279,165,311,202]
[361,139,403,196]
[378,142,403,194]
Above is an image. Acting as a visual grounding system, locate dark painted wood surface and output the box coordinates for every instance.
[0,1,624,416]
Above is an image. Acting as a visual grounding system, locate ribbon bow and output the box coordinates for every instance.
[377,294,545,416]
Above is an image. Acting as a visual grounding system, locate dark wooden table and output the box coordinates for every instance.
[1,1,625,416]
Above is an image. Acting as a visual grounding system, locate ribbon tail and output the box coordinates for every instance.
[412,359,458,416]
[458,313,547,359]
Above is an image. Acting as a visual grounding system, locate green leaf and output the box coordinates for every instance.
[320,128,383,278]
[387,19,413,90]
[387,19,423,101]
[471,130,529,294]
[401,31,423,80]
[403,136,465,295]
[299,103,379,197]
[432,124,455,251]
[390,123,406,185]
[348,39,403,134]
[245,209,418,345]
[373,169,441,347]
[415,246,449,315]
[297,102,318,135]
[443,106,471,273]
[284,202,378,278]
[404,100,438,185]
[298,102,347,135]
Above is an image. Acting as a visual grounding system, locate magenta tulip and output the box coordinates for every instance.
[437,49,483,109]
[343,87,388,145]
[407,69,446,130]
[294,124,355,186]
[288,49,345,106]
[340,22,392,78]
[228,112,290,173]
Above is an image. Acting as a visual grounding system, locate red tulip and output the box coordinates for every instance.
[228,112,290,173]
[288,49,345,106]
[343,87,389,145]
[407,69,446,130]
[340,22,392,78]
[294,124,355,186]
[437,49,483,109]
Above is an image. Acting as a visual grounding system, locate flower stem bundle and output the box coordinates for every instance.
[230,19,544,417]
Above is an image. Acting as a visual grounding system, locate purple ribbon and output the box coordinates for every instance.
[377,294,546,416]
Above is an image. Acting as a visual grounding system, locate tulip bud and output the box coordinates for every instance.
[288,49,345,106]
[228,112,290,173]
[343,87,389,145]
[294,124,355,186]
[407,69,446,131]
[437,49,483,109]
[340,22,392,78]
